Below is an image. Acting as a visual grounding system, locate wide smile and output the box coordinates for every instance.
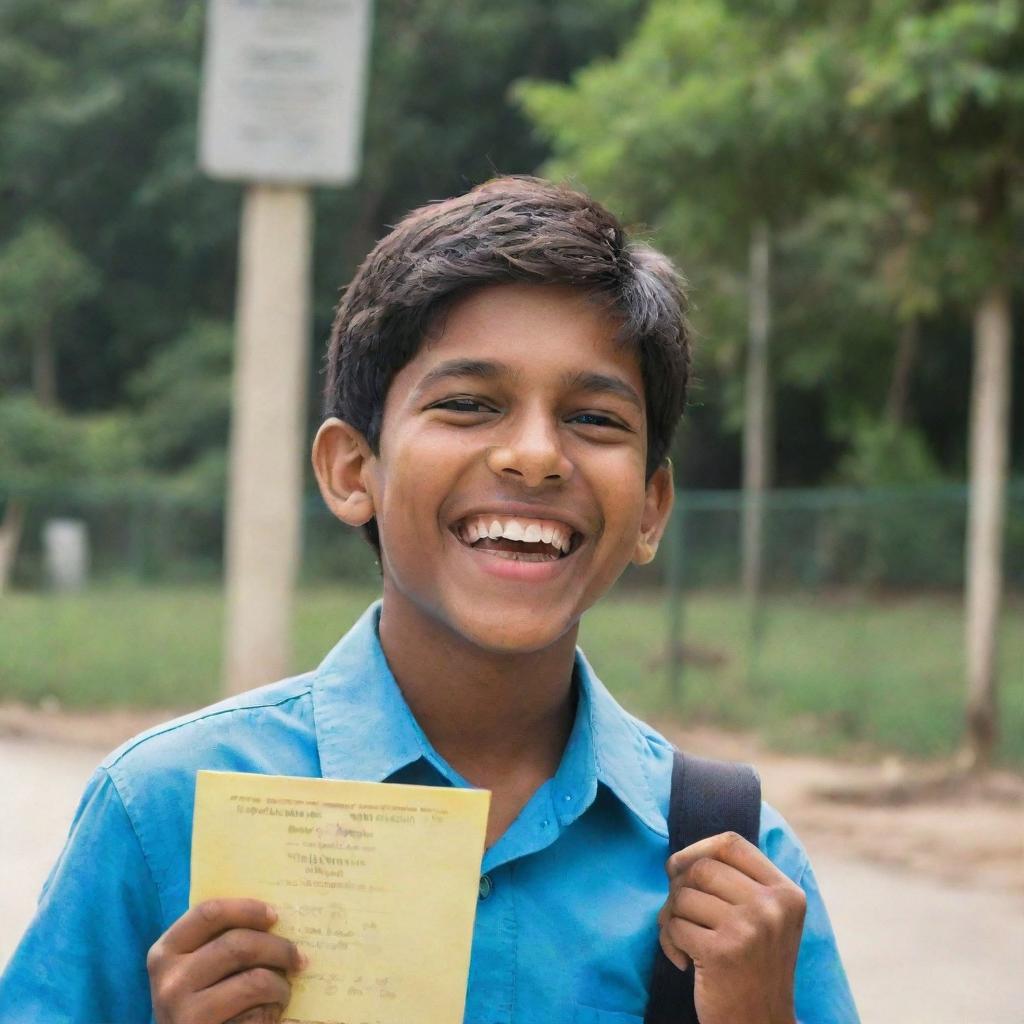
[447,512,585,580]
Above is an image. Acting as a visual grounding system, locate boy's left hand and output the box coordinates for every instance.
[657,831,806,1024]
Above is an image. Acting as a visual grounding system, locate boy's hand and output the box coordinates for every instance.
[657,832,806,1024]
[147,898,307,1024]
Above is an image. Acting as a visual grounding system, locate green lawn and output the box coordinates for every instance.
[2,583,1021,767]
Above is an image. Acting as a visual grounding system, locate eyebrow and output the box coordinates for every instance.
[563,370,644,412]
[413,358,509,398]
[413,358,643,412]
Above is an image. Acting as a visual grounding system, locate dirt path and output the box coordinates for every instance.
[2,705,1023,1022]
[649,720,1024,898]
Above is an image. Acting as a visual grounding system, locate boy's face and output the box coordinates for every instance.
[316,282,672,655]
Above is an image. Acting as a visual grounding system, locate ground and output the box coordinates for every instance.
[2,702,1022,1022]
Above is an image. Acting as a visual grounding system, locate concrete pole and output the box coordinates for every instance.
[742,219,772,640]
[222,183,312,694]
[962,281,1012,768]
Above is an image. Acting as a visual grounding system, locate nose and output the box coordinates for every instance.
[485,407,573,487]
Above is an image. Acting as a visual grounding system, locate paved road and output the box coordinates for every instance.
[2,734,1022,1022]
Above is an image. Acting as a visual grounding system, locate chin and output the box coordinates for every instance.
[444,602,579,657]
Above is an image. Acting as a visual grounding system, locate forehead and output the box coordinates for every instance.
[399,282,643,392]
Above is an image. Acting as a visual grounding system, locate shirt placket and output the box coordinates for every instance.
[465,861,517,1024]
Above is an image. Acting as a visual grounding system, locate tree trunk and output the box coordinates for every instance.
[0,499,25,594]
[741,220,772,607]
[962,282,1012,770]
[32,314,57,406]
[885,318,918,426]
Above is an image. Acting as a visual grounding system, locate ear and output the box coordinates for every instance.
[632,460,674,566]
[311,417,377,527]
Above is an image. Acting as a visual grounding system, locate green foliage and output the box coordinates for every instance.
[128,319,232,475]
[0,393,141,492]
[0,395,78,488]
[0,218,99,393]
[0,0,234,410]
[0,219,98,335]
[837,418,943,488]
[519,0,851,248]
[0,0,1020,502]
[847,0,1024,299]
[520,0,1024,482]
[0,0,645,488]
[518,0,866,475]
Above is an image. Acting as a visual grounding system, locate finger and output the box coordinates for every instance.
[658,924,691,972]
[193,967,291,1023]
[667,831,783,888]
[228,1008,283,1024]
[673,855,762,906]
[661,907,717,971]
[161,900,278,955]
[669,884,732,930]
[226,1009,281,1024]
[190,928,306,991]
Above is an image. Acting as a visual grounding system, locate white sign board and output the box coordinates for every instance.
[199,0,372,185]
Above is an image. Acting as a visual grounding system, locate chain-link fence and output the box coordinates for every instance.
[4,479,1022,760]
[3,480,1023,593]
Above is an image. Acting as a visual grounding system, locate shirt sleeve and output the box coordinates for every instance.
[759,801,860,1024]
[0,767,162,1024]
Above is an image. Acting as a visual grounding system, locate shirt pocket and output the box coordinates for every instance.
[573,1006,645,1024]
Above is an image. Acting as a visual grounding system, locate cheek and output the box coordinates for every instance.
[371,441,452,565]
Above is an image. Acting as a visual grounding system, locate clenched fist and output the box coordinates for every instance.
[657,831,806,1024]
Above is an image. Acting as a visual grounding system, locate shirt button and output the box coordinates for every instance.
[478,874,493,900]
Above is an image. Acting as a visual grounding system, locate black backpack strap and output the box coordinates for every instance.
[644,750,762,1024]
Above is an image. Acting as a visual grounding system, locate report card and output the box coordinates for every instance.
[190,770,491,1024]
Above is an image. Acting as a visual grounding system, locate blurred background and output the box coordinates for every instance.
[1,2,1023,1015]
[1,0,1020,763]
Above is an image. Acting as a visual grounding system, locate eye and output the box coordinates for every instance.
[429,397,496,414]
[569,411,626,429]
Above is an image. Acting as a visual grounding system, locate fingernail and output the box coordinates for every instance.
[200,899,224,922]
[265,904,278,924]
[297,950,310,970]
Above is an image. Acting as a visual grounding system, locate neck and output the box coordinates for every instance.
[376,589,578,789]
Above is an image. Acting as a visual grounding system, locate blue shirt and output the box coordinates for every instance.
[1,601,858,1023]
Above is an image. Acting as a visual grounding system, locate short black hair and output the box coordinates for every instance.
[323,175,691,554]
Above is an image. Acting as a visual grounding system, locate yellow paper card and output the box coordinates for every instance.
[190,770,491,1024]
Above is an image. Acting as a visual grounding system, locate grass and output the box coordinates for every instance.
[1,582,1021,767]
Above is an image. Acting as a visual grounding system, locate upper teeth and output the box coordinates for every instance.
[458,516,574,553]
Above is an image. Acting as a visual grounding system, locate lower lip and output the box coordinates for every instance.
[450,532,579,583]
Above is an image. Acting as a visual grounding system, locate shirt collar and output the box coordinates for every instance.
[312,601,431,783]
[312,601,666,837]
[573,647,667,837]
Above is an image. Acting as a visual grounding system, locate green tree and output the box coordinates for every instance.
[0,394,141,590]
[519,0,853,620]
[0,0,644,454]
[0,219,99,405]
[845,0,1023,768]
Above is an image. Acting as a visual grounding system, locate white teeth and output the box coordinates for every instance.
[503,520,525,542]
[460,514,577,553]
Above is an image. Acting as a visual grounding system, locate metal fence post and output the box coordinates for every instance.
[665,496,686,705]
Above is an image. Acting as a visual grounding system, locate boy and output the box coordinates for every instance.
[0,177,858,1023]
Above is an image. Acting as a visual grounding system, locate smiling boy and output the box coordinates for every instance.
[0,177,858,1023]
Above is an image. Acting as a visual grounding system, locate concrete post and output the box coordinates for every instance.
[222,184,312,694]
